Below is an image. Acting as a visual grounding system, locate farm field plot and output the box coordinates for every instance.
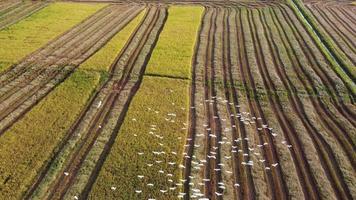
[0,3,143,135]
[0,0,48,30]
[0,0,355,200]
[0,2,106,72]
[302,0,356,82]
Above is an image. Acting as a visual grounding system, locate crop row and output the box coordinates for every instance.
[0,9,144,199]
[89,6,203,199]
[0,2,105,72]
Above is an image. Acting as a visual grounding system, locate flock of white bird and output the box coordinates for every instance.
[104,92,292,199]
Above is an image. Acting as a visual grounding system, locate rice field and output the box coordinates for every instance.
[0,0,354,199]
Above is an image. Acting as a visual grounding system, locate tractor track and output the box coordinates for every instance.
[25,6,166,200]
[247,7,291,199]
[309,5,356,58]
[202,7,223,199]
[313,5,356,48]
[0,5,144,134]
[237,7,286,199]
[306,5,356,65]
[182,6,205,200]
[0,1,48,30]
[280,5,356,129]
[261,7,348,199]
[272,6,353,199]
[277,4,356,154]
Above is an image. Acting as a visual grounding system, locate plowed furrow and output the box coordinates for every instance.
[0,6,143,134]
[261,8,355,199]
[337,7,356,27]
[311,5,356,55]
[221,8,241,200]
[306,5,356,66]
[182,7,205,200]
[272,7,353,199]
[238,7,289,199]
[0,2,47,30]
[0,5,117,86]
[326,7,356,35]
[278,5,356,148]
[25,7,166,200]
[203,7,223,199]
[280,5,356,129]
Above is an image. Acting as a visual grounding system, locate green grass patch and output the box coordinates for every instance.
[89,76,190,199]
[0,69,100,199]
[0,2,106,73]
[144,6,203,79]
[80,10,145,72]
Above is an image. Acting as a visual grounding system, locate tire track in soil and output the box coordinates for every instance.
[277,4,356,162]
[305,5,356,66]
[28,6,165,200]
[0,4,116,86]
[201,7,224,199]
[271,7,353,199]
[0,5,130,96]
[280,5,356,128]
[182,5,206,200]
[0,2,48,30]
[260,7,348,199]
[310,5,356,57]
[247,7,293,199]
[326,7,356,35]
[237,7,288,199]
[0,5,143,134]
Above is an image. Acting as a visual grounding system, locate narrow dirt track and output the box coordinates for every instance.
[25,6,167,200]
[0,4,144,134]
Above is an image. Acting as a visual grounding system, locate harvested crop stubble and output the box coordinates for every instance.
[89,77,190,199]
[23,12,145,199]
[145,6,203,79]
[0,70,100,199]
[0,2,106,72]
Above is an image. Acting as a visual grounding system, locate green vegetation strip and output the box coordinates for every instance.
[0,2,106,72]
[287,0,356,96]
[0,12,144,199]
[0,70,100,199]
[145,6,203,79]
[89,77,189,199]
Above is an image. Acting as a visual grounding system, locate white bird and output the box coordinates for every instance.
[74,196,78,200]
[147,183,154,187]
[272,163,279,167]
[97,101,102,108]
[64,172,69,176]
[111,186,116,190]
[234,183,240,187]
[160,190,167,193]
[135,190,142,193]
[215,192,223,196]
